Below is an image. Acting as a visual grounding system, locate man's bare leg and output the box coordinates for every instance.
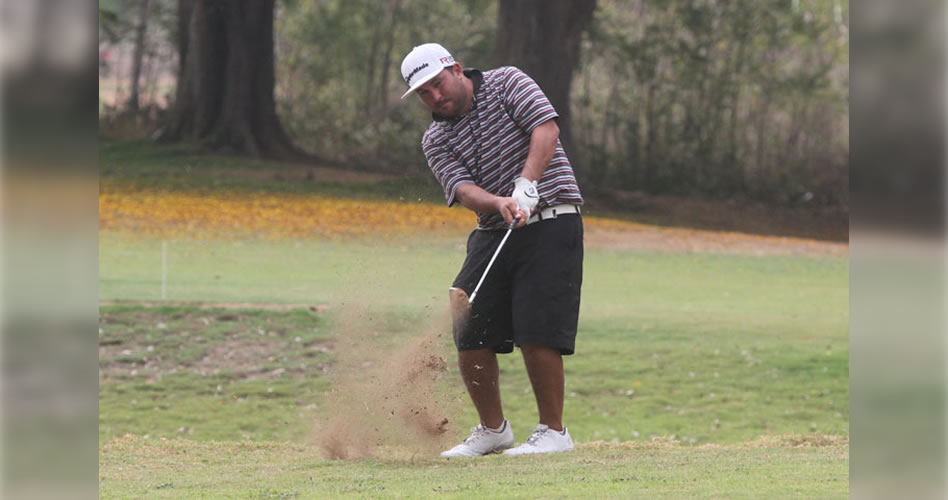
[520,344,564,431]
[458,348,505,429]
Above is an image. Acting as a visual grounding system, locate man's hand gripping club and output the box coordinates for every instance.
[455,183,531,229]
[512,176,539,220]
[489,176,537,229]
[495,196,528,229]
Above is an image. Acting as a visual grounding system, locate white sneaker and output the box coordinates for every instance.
[440,420,514,457]
[503,424,574,455]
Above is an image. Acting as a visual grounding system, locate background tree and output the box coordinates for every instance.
[494,0,597,160]
[163,0,301,159]
[126,0,151,112]
[573,0,848,205]
[100,0,849,210]
[274,0,496,168]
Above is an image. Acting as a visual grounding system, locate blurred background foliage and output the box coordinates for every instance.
[99,0,848,209]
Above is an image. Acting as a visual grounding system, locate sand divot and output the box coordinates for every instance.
[315,303,461,459]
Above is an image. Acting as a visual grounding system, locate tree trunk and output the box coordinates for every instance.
[168,0,194,136]
[363,2,386,116]
[644,81,657,191]
[162,0,302,160]
[495,0,596,161]
[127,0,151,112]
[377,0,404,117]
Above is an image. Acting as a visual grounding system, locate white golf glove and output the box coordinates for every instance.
[512,177,539,217]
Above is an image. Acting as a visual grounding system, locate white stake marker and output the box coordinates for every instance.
[161,240,167,300]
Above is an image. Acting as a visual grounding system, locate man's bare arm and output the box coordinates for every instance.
[519,119,559,182]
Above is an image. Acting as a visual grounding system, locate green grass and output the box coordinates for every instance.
[99,139,849,496]
[98,305,405,444]
[99,234,461,307]
[99,435,848,498]
[100,235,848,446]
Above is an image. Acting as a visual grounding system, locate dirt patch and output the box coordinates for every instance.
[191,338,306,378]
[99,338,307,381]
[594,189,848,242]
[313,303,460,459]
[100,301,329,312]
[583,220,848,257]
[98,308,330,381]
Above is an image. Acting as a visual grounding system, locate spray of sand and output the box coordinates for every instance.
[314,302,463,459]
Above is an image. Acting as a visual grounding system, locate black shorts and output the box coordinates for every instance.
[451,214,583,355]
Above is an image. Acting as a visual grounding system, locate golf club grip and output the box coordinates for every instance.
[468,217,520,304]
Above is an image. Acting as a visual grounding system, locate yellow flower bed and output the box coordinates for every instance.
[98,181,844,256]
[100,182,479,239]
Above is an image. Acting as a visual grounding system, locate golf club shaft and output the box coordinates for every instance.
[468,218,519,304]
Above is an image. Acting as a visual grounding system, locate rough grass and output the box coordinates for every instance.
[99,233,848,494]
[99,290,848,447]
[99,434,848,499]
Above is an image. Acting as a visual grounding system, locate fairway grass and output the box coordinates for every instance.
[100,434,847,499]
[100,234,848,441]
[99,227,848,498]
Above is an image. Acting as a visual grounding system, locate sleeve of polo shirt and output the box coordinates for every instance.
[501,66,560,134]
[422,135,475,207]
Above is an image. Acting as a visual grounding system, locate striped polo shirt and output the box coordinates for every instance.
[421,66,583,230]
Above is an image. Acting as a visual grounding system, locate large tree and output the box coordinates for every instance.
[495,0,597,158]
[163,0,301,159]
[126,0,151,113]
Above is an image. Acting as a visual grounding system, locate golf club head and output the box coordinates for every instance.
[448,287,471,346]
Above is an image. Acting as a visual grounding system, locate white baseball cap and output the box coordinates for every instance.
[400,43,456,99]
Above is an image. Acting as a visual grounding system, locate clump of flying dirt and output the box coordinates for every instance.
[314,303,461,459]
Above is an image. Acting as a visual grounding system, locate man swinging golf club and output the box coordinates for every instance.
[400,43,584,456]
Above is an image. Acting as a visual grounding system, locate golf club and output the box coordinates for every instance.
[469,216,519,304]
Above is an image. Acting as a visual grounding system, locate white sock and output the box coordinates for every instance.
[487,420,506,433]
